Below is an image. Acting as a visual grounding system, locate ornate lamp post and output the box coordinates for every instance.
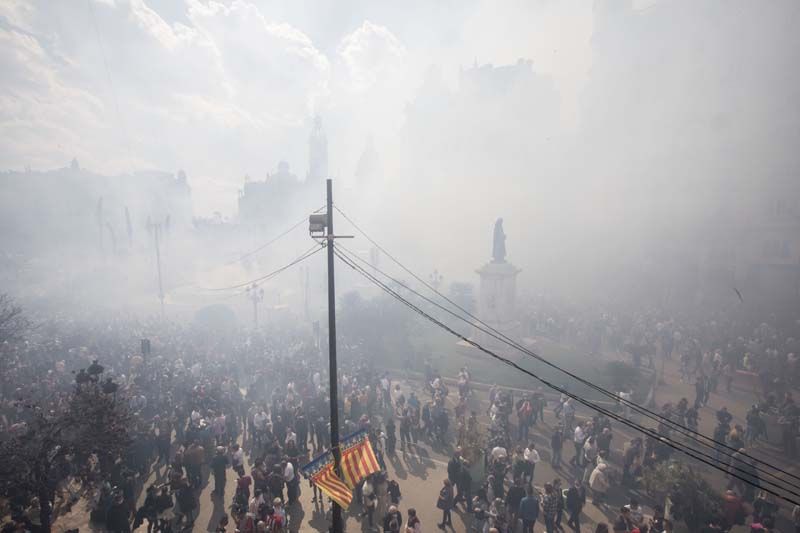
[430,269,444,292]
[246,282,265,328]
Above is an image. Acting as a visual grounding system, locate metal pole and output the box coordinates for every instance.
[304,266,310,321]
[154,224,165,316]
[253,294,259,328]
[326,178,343,533]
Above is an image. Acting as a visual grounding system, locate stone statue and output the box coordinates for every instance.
[492,218,506,263]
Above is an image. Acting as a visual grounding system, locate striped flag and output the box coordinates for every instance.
[310,463,353,509]
[340,430,381,489]
[301,451,353,509]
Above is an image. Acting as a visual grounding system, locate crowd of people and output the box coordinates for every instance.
[1,297,799,533]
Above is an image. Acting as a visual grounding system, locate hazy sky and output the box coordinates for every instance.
[0,0,611,214]
[3,0,800,309]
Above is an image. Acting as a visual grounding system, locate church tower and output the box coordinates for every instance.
[307,115,328,182]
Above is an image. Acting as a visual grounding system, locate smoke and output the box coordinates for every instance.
[2,0,799,315]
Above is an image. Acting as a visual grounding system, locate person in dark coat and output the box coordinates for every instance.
[382,505,403,532]
[106,493,131,533]
[436,479,454,529]
[211,446,229,496]
[566,479,586,533]
[175,482,197,527]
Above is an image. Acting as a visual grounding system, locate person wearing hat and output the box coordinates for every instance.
[383,505,403,532]
[211,446,230,497]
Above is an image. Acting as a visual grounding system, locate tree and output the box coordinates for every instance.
[0,294,31,367]
[643,461,723,531]
[0,376,134,533]
[0,293,30,345]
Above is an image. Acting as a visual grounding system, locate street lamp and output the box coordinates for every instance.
[430,269,444,292]
[246,282,265,328]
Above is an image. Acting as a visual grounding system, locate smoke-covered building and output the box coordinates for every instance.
[576,0,800,304]
[0,162,192,255]
[237,118,329,229]
[404,60,559,174]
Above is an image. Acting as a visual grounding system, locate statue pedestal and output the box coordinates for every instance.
[474,261,521,349]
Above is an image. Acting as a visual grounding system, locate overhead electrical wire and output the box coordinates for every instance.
[167,208,325,294]
[335,243,799,493]
[335,244,800,498]
[204,243,323,292]
[334,248,800,507]
[333,205,800,486]
[226,206,324,266]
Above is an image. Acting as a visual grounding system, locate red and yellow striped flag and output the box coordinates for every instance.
[309,463,353,509]
[340,430,381,489]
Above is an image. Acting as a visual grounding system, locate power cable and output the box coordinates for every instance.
[336,243,800,493]
[334,249,800,507]
[167,208,325,294]
[333,205,800,485]
[204,243,323,292]
[226,206,324,266]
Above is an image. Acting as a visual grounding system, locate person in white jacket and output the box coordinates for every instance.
[589,463,609,505]
[523,443,540,483]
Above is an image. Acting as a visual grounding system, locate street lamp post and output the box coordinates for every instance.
[146,220,165,317]
[246,282,264,328]
[430,269,444,292]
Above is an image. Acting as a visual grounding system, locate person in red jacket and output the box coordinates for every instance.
[722,490,746,530]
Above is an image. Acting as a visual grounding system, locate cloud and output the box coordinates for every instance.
[0,0,595,215]
[338,20,405,92]
[0,0,335,213]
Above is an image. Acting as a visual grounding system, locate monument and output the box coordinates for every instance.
[475,218,521,348]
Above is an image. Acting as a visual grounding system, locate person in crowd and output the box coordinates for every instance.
[542,482,559,533]
[361,476,377,528]
[589,463,609,505]
[506,477,526,528]
[524,442,540,483]
[437,478,455,530]
[625,497,644,529]
[553,478,565,532]
[566,478,586,533]
[551,427,564,468]
[211,446,230,497]
[407,508,422,533]
[613,507,634,533]
[231,443,245,476]
[571,422,586,468]
[383,505,403,533]
[519,487,540,533]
